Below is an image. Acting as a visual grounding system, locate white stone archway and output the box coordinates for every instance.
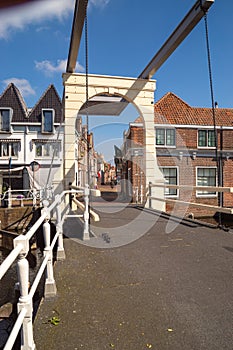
[62,72,165,210]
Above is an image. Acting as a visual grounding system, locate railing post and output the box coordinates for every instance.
[83,184,90,240]
[32,189,37,207]
[69,182,73,209]
[42,202,57,298]
[55,194,65,260]
[14,235,35,350]
[148,182,152,209]
[8,187,12,208]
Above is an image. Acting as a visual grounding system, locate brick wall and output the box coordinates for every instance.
[124,123,233,216]
[0,207,34,230]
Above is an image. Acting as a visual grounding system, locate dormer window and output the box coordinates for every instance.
[0,108,12,132]
[42,109,54,133]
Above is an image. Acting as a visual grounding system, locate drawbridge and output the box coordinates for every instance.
[61,0,214,211]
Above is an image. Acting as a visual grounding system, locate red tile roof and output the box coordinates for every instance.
[154,92,233,126]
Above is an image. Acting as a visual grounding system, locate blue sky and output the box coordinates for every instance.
[0,0,232,162]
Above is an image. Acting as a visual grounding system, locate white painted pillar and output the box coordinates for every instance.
[55,194,66,260]
[14,235,35,350]
[43,219,57,298]
[83,184,90,240]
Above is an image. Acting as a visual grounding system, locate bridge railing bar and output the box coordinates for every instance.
[70,184,100,240]
[148,183,233,214]
[4,307,27,350]
[0,243,23,280]
[1,188,43,208]
[150,183,233,193]
[0,188,83,350]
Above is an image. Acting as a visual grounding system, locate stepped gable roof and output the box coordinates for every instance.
[0,83,28,121]
[154,92,233,126]
[29,84,63,123]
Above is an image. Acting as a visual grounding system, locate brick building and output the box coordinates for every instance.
[121,92,233,218]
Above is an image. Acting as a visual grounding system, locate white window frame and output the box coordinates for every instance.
[196,166,217,197]
[41,109,54,134]
[155,128,176,148]
[197,129,216,149]
[0,108,12,133]
[35,142,60,159]
[160,166,179,198]
[0,142,19,158]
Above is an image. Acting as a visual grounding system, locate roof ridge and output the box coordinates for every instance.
[0,83,28,117]
[28,84,60,116]
[11,83,28,116]
[155,91,191,108]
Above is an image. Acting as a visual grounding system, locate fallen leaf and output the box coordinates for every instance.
[48,316,60,326]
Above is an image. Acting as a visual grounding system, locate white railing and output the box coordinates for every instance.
[148,183,233,214]
[1,188,43,208]
[0,187,88,350]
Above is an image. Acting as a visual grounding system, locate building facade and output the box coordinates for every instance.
[121,92,233,217]
[0,83,64,195]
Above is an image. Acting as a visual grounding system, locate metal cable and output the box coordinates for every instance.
[84,9,92,233]
[203,9,222,226]
[85,13,90,187]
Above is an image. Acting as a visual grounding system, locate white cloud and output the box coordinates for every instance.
[89,0,110,7]
[0,0,75,39]
[36,26,50,33]
[0,0,111,39]
[3,78,36,97]
[35,59,85,75]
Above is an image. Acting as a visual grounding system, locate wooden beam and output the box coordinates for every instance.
[139,0,214,79]
[150,196,233,215]
[66,0,88,73]
[151,184,233,193]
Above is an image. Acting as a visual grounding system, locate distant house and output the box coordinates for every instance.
[0,83,64,195]
[121,92,233,217]
[75,116,99,188]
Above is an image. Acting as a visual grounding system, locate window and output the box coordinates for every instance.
[0,142,19,157]
[42,109,54,133]
[160,167,178,197]
[0,108,12,132]
[196,167,217,197]
[156,128,175,146]
[28,125,41,132]
[198,130,215,148]
[12,125,26,132]
[35,144,42,157]
[35,142,60,158]
[11,143,19,157]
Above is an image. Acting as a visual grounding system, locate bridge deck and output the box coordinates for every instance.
[34,192,233,350]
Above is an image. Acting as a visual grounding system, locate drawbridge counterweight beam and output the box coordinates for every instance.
[66,0,88,73]
[139,0,214,79]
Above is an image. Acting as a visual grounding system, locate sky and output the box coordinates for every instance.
[0,0,232,163]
